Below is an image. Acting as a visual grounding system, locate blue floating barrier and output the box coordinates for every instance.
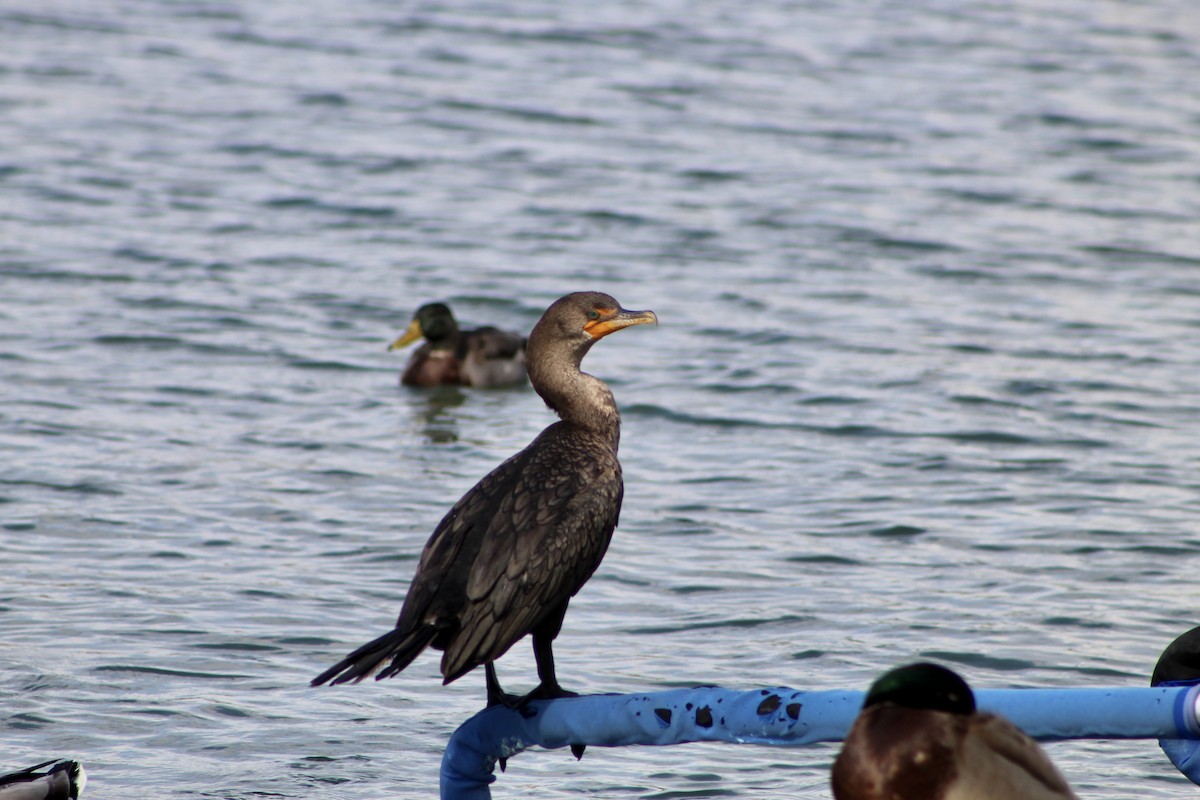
[440,682,1200,800]
[1156,680,1200,787]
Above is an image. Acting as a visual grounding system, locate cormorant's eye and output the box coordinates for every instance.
[587,310,600,320]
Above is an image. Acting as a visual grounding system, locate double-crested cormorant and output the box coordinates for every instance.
[0,760,86,800]
[832,663,1078,800]
[315,292,656,706]
[389,302,527,388]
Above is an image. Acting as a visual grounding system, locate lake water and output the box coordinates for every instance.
[3,0,1200,797]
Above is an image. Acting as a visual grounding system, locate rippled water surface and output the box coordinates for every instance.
[4,0,1200,797]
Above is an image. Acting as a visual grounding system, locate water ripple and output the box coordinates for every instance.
[3,0,1197,797]
[92,666,256,680]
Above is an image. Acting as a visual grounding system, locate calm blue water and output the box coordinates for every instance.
[3,0,1200,797]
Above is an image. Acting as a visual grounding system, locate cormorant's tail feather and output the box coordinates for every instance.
[311,626,437,687]
[0,759,86,800]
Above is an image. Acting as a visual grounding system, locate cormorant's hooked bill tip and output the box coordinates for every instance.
[584,308,658,340]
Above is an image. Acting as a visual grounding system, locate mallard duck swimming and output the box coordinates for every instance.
[316,292,657,707]
[0,760,85,800]
[832,663,1078,800]
[389,302,527,388]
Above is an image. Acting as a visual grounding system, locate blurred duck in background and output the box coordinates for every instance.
[389,302,527,388]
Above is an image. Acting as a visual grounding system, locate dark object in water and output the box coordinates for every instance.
[0,760,86,800]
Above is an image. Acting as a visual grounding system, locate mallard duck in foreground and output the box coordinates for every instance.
[389,302,527,387]
[832,663,1079,800]
[316,292,656,707]
[0,760,85,800]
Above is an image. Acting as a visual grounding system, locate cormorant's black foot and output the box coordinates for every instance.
[516,681,579,707]
[498,756,507,772]
[526,682,586,756]
[485,683,525,709]
[485,662,529,710]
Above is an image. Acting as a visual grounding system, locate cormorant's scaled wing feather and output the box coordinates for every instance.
[442,428,622,680]
[392,446,537,633]
[313,447,541,687]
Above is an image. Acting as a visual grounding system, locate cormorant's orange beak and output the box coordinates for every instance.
[583,307,657,340]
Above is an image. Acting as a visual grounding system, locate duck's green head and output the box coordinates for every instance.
[863,662,976,715]
[390,302,459,350]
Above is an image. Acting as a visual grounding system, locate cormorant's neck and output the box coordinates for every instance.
[527,343,621,450]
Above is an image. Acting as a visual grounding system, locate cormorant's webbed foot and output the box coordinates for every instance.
[515,682,586,759]
[485,667,586,762]
[516,681,579,707]
[486,662,582,709]
[524,683,586,761]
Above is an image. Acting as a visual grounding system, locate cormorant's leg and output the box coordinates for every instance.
[530,631,572,698]
[529,631,587,760]
[485,663,515,772]
[485,661,521,709]
[519,602,578,703]
[530,629,587,760]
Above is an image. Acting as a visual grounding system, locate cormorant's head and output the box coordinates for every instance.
[389,302,459,350]
[862,662,976,716]
[527,292,656,425]
[530,291,657,359]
